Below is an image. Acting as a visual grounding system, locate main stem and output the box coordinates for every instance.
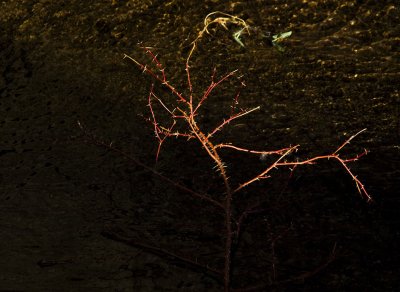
[188,116,233,291]
[224,185,233,292]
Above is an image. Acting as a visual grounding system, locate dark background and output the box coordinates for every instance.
[1,0,399,291]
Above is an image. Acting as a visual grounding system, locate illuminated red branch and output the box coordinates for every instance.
[333,128,367,154]
[271,152,371,202]
[148,87,168,161]
[230,89,241,116]
[342,149,368,162]
[147,86,196,161]
[207,106,260,138]
[148,85,162,141]
[143,48,163,68]
[234,130,371,201]
[234,145,299,193]
[193,69,238,114]
[124,53,188,104]
[185,63,194,114]
[141,47,170,86]
[149,88,175,116]
[332,150,370,199]
[214,143,294,156]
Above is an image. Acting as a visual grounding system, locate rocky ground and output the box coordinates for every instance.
[1,0,399,291]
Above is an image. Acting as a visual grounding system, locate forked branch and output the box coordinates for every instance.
[234,129,371,202]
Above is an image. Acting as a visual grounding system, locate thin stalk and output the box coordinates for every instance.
[223,186,233,292]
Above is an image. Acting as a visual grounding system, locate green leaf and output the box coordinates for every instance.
[272,31,292,43]
[272,31,292,52]
[232,28,245,47]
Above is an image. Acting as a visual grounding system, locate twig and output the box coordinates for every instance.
[232,243,338,291]
[101,230,223,282]
[78,121,225,209]
[207,106,261,138]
